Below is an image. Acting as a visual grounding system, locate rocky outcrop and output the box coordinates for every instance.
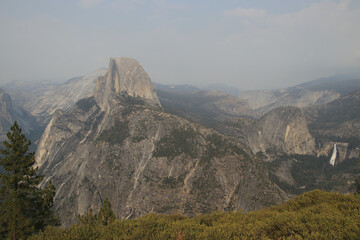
[305,88,360,161]
[317,142,359,166]
[218,90,360,196]
[95,57,161,109]
[247,106,316,155]
[35,58,286,225]
[0,89,15,136]
[5,68,107,124]
[0,88,39,143]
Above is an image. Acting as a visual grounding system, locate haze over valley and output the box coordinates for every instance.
[0,55,359,226]
[1,0,360,237]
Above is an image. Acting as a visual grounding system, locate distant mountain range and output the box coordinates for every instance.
[155,76,360,125]
[2,68,107,124]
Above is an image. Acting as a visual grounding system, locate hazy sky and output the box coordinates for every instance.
[1,0,360,90]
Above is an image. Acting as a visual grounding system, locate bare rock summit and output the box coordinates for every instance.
[95,57,161,109]
[247,106,316,155]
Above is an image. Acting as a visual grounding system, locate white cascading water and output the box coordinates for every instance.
[329,143,337,166]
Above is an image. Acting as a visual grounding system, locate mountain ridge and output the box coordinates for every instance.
[35,58,286,225]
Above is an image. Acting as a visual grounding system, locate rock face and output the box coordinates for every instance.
[0,88,39,143]
[5,68,107,124]
[219,89,360,196]
[247,106,316,155]
[95,57,161,109]
[0,89,15,138]
[305,88,360,163]
[36,58,285,225]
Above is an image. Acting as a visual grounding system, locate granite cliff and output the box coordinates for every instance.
[306,88,360,164]
[95,58,161,109]
[247,106,316,155]
[4,69,107,124]
[0,88,39,143]
[218,89,360,195]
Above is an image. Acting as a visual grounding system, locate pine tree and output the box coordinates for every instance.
[78,208,97,225]
[0,121,58,239]
[356,154,360,194]
[78,198,116,226]
[97,198,116,226]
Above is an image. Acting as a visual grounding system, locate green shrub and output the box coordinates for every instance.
[76,97,96,112]
[30,190,360,240]
[97,120,129,145]
[153,128,198,159]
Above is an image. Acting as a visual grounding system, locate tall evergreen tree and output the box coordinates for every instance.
[78,208,97,225]
[356,154,360,194]
[0,121,58,239]
[97,198,116,226]
[78,198,116,226]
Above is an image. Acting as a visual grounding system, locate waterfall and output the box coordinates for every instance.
[329,143,337,166]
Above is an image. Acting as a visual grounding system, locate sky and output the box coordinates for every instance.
[0,0,360,90]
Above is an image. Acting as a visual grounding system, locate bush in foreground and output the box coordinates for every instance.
[30,190,360,240]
